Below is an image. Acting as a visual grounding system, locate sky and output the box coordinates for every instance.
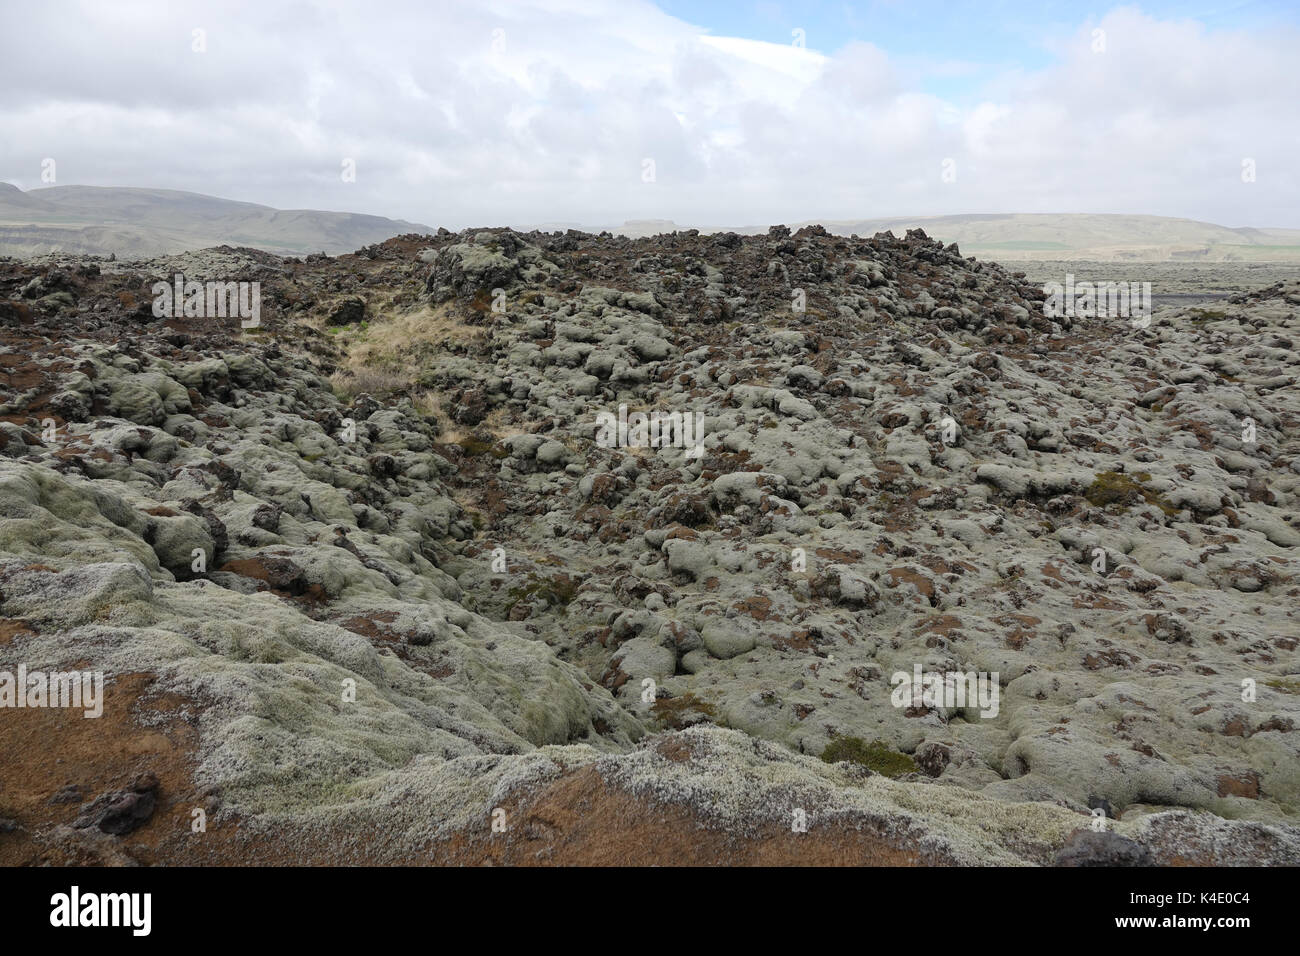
[1,0,1298,229]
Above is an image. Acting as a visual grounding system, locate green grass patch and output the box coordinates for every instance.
[1085,471,1179,516]
[821,737,918,778]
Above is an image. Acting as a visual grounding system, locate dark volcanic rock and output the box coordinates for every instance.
[1054,829,1154,867]
[73,773,160,836]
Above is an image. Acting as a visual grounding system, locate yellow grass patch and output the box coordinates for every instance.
[324,303,529,446]
[328,303,484,399]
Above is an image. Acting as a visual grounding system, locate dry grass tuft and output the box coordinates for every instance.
[327,302,484,403]
[328,367,411,402]
[344,303,485,372]
[324,304,523,447]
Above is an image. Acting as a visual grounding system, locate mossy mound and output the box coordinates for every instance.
[650,693,717,730]
[457,436,507,459]
[507,571,580,613]
[1265,678,1300,695]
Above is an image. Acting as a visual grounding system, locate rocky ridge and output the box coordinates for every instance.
[1,225,1297,865]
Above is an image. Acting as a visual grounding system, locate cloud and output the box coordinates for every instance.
[0,0,1295,227]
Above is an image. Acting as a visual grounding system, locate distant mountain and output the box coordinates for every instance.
[0,184,433,259]
[611,212,1300,261]
[4,186,1296,263]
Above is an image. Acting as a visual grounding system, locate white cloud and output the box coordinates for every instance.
[0,0,1294,228]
